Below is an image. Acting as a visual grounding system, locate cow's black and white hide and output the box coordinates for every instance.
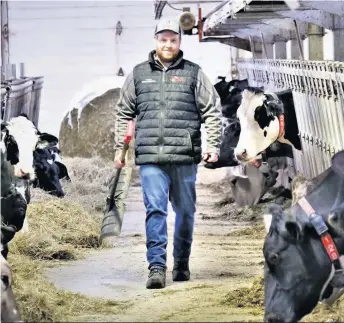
[205,117,294,206]
[2,114,71,197]
[234,87,301,163]
[263,153,344,322]
[32,142,71,198]
[1,114,41,181]
[328,150,344,237]
[1,130,30,243]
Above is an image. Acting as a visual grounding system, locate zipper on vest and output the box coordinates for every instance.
[158,70,165,161]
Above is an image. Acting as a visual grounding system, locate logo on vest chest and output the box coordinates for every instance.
[170,76,185,83]
[142,78,157,83]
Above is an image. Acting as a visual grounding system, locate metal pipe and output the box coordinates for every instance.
[249,35,255,58]
[293,19,304,60]
[19,62,25,78]
[198,5,203,41]
[260,31,268,59]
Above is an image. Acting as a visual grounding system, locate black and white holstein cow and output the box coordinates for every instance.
[2,114,71,233]
[1,138,27,322]
[2,114,70,199]
[234,87,301,162]
[33,134,71,198]
[207,82,296,206]
[263,150,344,323]
[233,87,301,198]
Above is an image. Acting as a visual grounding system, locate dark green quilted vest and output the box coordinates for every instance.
[133,50,202,165]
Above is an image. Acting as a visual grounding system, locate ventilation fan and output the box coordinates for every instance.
[179,10,196,31]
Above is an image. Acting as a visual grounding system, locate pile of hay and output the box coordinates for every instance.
[7,156,137,321]
[214,187,292,223]
[59,88,120,161]
[222,273,344,322]
[59,156,115,213]
[222,274,264,310]
[10,198,102,260]
[61,156,140,213]
[228,224,266,239]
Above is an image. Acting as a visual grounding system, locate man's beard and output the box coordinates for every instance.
[156,51,177,63]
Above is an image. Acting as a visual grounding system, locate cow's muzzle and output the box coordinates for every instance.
[235,148,248,162]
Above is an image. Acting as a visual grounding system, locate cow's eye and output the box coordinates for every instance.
[268,253,279,265]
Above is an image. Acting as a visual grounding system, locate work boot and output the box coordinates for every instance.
[172,258,190,282]
[146,267,166,289]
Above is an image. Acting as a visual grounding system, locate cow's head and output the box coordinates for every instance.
[263,204,344,322]
[234,88,285,163]
[1,245,22,322]
[1,114,60,181]
[218,79,250,119]
[33,146,65,198]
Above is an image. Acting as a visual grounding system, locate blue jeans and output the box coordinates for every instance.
[139,163,198,270]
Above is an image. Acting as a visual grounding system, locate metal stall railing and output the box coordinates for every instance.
[1,76,44,127]
[237,59,344,180]
[29,76,44,127]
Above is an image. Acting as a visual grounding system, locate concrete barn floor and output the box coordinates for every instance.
[46,166,265,322]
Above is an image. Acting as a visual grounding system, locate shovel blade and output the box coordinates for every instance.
[99,206,123,243]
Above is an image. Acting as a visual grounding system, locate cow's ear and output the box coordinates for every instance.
[1,121,8,132]
[39,133,59,145]
[19,112,29,119]
[284,212,304,241]
[237,79,249,91]
[4,134,20,165]
[263,94,284,117]
[332,150,344,178]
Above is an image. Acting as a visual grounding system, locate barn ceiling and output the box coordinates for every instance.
[153,0,344,51]
[200,0,344,49]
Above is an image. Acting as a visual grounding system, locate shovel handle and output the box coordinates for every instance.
[119,120,135,163]
[109,120,135,201]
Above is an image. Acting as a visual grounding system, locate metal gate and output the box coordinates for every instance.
[237,59,344,179]
[1,76,44,127]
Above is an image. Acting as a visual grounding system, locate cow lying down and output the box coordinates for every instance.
[263,150,344,322]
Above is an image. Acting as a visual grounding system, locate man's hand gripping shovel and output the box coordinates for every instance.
[99,120,135,244]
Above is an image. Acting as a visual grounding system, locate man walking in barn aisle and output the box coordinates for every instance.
[114,18,222,289]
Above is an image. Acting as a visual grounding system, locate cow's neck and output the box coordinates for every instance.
[305,169,344,213]
[275,114,292,146]
[275,94,302,150]
[296,168,344,256]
